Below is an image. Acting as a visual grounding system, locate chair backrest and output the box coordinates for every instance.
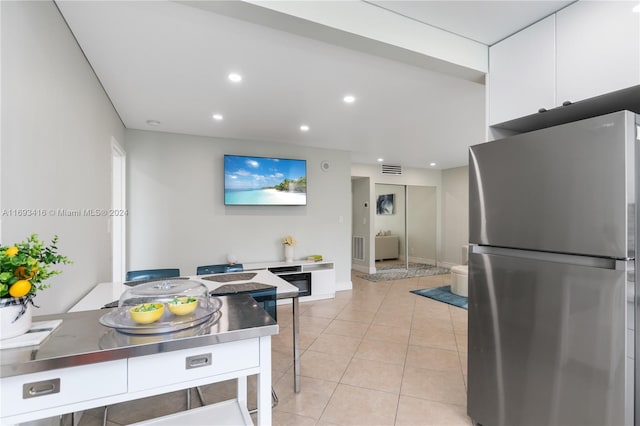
[126,268,180,282]
[196,263,244,275]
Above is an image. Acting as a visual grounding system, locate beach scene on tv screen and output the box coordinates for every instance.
[224,156,307,205]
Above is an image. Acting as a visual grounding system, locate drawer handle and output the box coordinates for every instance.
[186,353,212,370]
[23,378,60,399]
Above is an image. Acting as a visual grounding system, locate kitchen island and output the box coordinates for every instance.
[71,269,302,393]
[0,294,277,425]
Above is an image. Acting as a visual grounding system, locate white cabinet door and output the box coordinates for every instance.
[308,269,335,298]
[489,15,556,125]
[556,1,640,104]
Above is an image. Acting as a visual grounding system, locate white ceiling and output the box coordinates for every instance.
[56,1,571,170]
[368,1,572,45]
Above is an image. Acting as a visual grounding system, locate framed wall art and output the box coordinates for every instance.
[376,193,395,215]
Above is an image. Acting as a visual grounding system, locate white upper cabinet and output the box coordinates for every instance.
[556,1,640,105]
[488,0,640,127]
[489,15,556,125]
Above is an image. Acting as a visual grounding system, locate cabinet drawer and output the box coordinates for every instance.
[128,339,259,392]
[0,359,127,417]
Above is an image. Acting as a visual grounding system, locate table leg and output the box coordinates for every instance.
[237,375,247,407]
[257,336,272,425]
[292,296,300,393]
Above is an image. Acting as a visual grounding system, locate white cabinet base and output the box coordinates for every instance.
[131,399,253,426]
[244,260,336,302]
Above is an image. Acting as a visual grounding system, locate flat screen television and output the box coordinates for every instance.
[224,155,307,206]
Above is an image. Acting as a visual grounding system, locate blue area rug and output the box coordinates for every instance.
[411,285,468,310]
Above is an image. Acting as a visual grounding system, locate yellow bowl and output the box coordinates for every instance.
[129,303,165,324]
[167,297,198,316]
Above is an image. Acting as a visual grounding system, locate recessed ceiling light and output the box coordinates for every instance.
[146,120,160,126]
[633,3,640,12]
[429,162,437,167]
[228,73,242,83]
[343,95,356,104]
[212,114,223,121]
[300,125,309,132]
[377,158,384,162]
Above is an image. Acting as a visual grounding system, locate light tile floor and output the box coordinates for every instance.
[79,271,471,426]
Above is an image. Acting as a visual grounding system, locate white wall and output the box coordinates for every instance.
[126,129,352,290]
[441,166,469,266]
[1,1,125,314]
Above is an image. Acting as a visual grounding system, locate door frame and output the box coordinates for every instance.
[111,137,126,282]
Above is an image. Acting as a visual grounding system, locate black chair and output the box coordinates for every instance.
[196,263,243,275]
[125,268,180,282]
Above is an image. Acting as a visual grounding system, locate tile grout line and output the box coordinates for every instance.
[315,295,373,424]
[394,279,418,426]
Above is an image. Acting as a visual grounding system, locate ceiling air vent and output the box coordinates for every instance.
[381,164,402,175]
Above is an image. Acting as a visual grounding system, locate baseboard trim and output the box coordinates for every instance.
[351,264,374,274]
[335,280,352,291]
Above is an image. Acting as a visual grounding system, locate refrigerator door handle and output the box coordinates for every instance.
[615,259,634,271]
[470,245,623,270]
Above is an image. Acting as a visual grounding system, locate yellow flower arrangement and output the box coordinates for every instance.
[282,235,296,246]
[0,234,72,299]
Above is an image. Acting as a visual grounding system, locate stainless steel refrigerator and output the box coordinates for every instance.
[468,110,638,426]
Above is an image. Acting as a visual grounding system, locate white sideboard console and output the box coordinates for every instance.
[243,260,335,302]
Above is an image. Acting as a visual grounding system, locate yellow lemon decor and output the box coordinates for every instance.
[0,234,71,299]
[1,235,71,339]
[129,303,165,324]
[167,296,198,316]
[9,280,31,298]
[4,246,18,258]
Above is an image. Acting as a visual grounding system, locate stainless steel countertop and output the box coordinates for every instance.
[1,294,278,378]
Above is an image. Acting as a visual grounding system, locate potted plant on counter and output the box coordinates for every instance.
[0,234,72,339]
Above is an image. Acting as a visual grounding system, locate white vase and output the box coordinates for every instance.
[284,245,294,263]
[0,300,33,340]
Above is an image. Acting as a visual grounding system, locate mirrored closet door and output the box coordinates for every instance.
[374,184,436,271]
